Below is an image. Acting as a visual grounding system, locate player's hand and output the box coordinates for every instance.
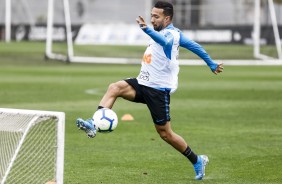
[136,16,147,29]
[213,63,224,75]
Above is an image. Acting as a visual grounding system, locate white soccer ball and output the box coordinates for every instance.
[92,108,118,133]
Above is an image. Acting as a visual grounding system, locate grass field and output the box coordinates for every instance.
[0,42,282,183]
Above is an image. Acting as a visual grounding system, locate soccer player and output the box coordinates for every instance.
[76,1,223,180]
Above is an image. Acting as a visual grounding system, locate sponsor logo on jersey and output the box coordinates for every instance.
[138,70,150,81]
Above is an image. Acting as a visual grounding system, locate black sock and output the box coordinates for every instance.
[97,106,104,110]
[182,146,198,164]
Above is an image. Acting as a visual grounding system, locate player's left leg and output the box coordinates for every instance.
[155,122,187,153]
[155,122,209,180]
[145,88,199,165]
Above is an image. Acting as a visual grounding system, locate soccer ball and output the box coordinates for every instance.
[92,108,118,133]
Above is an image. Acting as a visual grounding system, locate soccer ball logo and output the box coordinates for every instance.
[92,108,118,133]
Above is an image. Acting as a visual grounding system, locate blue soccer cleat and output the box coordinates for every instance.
[193,155,209,180]
[76,118,97,138]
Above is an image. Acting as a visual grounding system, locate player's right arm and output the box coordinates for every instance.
[136,16,172,47]
[136,16,174,59]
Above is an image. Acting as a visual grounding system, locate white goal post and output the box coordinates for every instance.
[253,0,282,60]
[0,108,65,184]
[5,0,11,42]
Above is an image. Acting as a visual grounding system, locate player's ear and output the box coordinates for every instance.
[165,16,171,24]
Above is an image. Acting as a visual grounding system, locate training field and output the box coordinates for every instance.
[1,42,282,183]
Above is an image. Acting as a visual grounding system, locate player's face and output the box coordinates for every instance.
[151,7,170,31]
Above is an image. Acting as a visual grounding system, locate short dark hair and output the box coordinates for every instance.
[154,1,174,20]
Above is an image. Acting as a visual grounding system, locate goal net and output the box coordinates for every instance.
[0,108,65,184]
[45,0,282,63]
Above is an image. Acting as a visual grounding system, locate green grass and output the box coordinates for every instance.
[0,41,278,63]
[0,42,282,183]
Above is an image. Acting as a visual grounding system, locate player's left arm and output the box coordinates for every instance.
[179,32,223,75]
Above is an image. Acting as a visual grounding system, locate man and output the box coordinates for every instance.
[76,1,223,180]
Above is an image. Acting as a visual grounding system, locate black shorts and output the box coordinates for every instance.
[124,78,170,125]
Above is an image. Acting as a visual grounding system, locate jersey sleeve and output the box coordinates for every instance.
[179,31,217,71]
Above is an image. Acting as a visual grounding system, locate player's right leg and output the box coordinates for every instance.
[76,80,137,138]
[98,80,136,109]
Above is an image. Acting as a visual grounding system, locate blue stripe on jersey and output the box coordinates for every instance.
[179,32,218,71]
[142,27,173,60]
[163,32,173,60]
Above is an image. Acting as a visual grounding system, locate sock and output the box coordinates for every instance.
[182,146,198,164]
[97,106,104,110]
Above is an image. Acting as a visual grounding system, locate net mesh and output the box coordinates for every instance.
[0,112,58,184]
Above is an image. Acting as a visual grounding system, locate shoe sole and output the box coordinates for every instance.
[201,155,209,177]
